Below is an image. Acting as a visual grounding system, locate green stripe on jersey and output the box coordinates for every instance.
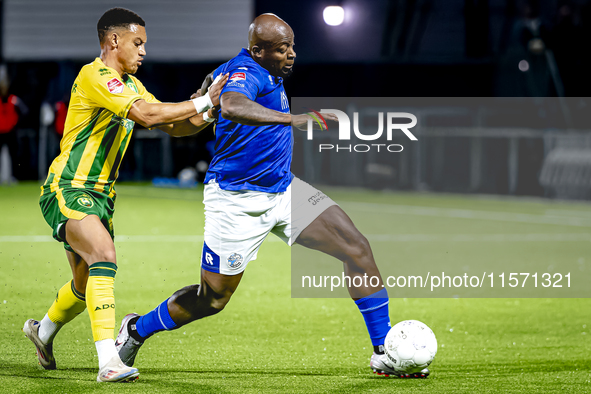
[41,172,56,194]
[44,172,55,187]
[105,126,133,192]
[86,117,121,182]
[61,108,104,187]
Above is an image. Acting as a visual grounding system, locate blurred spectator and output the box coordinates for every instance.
[48,97,68,160]
[496,1,554,96]
[548,2,585,96]
[0,65,28,184]
[54,99,68,136]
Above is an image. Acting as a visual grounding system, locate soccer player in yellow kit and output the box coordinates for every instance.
[22,8,228,382]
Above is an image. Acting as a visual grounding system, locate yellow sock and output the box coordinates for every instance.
[86,262,117,342]
[47,280,86,324]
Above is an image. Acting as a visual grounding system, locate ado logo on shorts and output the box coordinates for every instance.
[77,194,94,208]
[227,253,243,269]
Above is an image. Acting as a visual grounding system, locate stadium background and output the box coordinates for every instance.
[1,0,590,200]
[1,1,591,392]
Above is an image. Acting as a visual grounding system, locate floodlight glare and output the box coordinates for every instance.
[323,6,344,26]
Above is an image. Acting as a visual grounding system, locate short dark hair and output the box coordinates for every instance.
[97,8,145,43]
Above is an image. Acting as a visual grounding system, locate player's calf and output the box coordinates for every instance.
[167,284,223,324]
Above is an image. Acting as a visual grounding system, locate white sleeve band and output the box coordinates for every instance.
[191,94,213,113]
[203,110,215,123]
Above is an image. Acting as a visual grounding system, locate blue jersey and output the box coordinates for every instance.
[205,48,293,193]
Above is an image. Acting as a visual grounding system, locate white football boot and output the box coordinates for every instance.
[96,356,139,382]
[370,353,430,378]
[22,319,56,370]
[115,313,144,367]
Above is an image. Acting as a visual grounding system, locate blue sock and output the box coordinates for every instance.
[135,299,177,339]
[354,288,390,353]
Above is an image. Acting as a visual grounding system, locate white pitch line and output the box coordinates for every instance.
[115,235,204,243]
[341,202,591,228]
[545,209,591,219]
[364,234,591,242]
[0,235,207,243]
[1,234,589,243]
[0,235,55,242]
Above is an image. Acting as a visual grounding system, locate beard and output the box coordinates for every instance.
[281,67,294,78]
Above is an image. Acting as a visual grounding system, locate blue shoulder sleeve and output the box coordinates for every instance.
[220,65,264,101]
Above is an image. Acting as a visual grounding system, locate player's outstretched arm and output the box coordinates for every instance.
[158,107,217,137]
[221,91,292,126]
[128,74,228,129]
[197,71,215,97]
[128,100,196,129]
[155,73,227,137]
[221,92,338,128]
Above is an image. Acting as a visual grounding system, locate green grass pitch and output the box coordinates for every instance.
[1,183,590,393]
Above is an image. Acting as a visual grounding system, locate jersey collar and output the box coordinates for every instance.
[95,57,131,81]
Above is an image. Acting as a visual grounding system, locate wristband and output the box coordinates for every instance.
[203,110,215,123]
[191,94,213,113]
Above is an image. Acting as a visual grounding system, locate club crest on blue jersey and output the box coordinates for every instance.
[227,253,243,269]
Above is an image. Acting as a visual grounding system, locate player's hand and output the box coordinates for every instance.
[190,90,202,99]
[291,112,338,130]
[206,73,229,107]
[197,71,215,97]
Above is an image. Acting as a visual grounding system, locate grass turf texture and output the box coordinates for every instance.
[1,182,590,393]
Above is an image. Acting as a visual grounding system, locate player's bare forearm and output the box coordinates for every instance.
[157,120,204,138]
[128,74,228,129]
[188,108,215,129]
[220,92,291,126]
[158,109,214,137]
[129,100,197,128]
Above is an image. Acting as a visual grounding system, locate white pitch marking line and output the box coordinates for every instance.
[364,234,591,242]
[1,234,590,243]
[341,202,591,228]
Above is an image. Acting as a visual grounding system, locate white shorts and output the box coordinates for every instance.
[201,177,337,275]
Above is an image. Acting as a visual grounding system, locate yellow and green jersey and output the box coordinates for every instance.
[41,57,160,198]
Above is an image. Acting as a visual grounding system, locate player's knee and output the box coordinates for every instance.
[102,249,117,264]
[343,233,371,261]
[91,247,117,265]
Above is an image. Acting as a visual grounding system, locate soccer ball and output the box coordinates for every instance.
[384,320,437,374]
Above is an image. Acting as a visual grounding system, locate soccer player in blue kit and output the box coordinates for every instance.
[116,14,428,378]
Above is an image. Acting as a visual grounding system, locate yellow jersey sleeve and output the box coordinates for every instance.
[131,76,161,104]
[76,64,143,119]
